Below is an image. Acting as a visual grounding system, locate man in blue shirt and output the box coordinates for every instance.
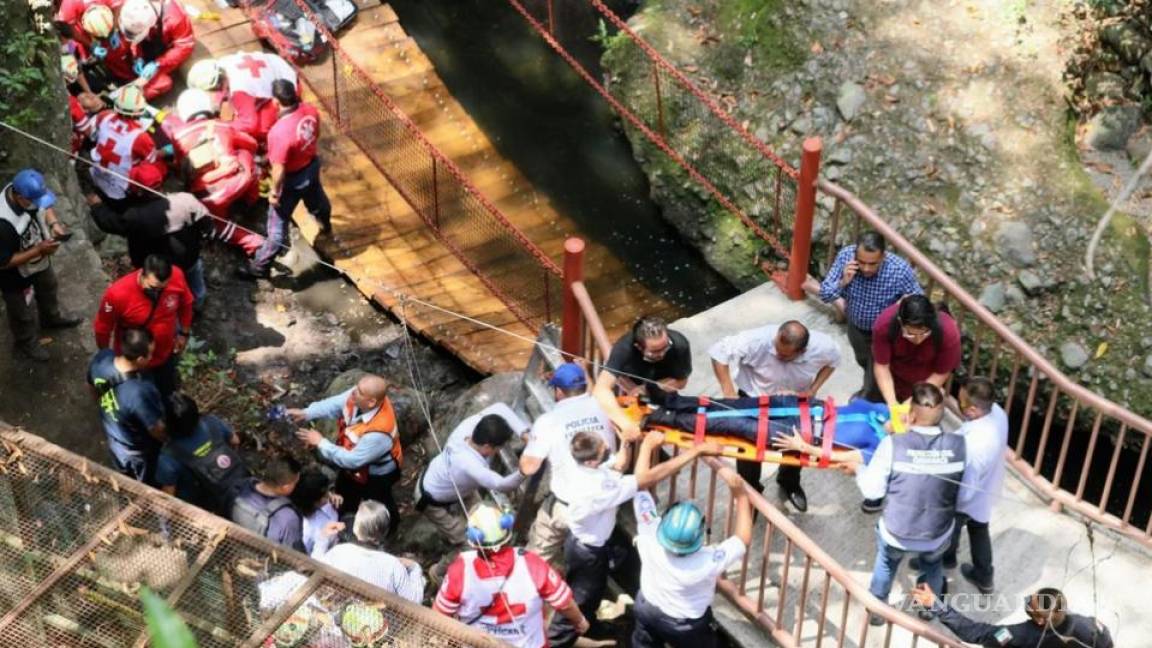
[86,328,166,483]
[818,231,922,396]
[156,392,246,514]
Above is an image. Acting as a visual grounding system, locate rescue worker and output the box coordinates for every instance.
[911,584,1114,647]
[433,503,590,648]
[288,373,403,526]
[1,169,83,361]
[77,4,136,94]
[86,85,168,212]
[170,89,265,256]
[520,362,615,567]
[156,392,247,515]
[843,382,977,625]
[116,0,194,100]
[240,80,332,279]
[53,0,120,47]
[93,254,194,397]
[416,403,529,543]
[548,432,721,647]
[232,455,304,551]
[186,52,299,143]
[86,328,165,483]
[318,500,425,603]
[631,441,753,648]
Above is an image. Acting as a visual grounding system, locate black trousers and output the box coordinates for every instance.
[944,514,993,584]
[631,592,717,648]
[144,355,181,400]
[548,535,612,648]
[335,469,400,534]
[847,323,877,399]
[731,389,803,495]
[2,267,63,347]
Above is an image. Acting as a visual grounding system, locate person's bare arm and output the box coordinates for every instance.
[1,240,59,269]
[873,362,897,408]
[634,433,721,490]
[712,359,738,399]
[926,371,951,388]
[611,440,632,473]
[721,470,753,547]
[554,600,589,636]
[518,454,544,476]
[593,370,641,442]
[268,162,286,206]
[160,485,177,496]
[771,429,863,464]
[807,365,836,396]
[658,377,688,392]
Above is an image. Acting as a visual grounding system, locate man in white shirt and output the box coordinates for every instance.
[944,376,1008,593]
[710,320,841,512]
[318,500,425,603]
[548,432,720,647]
[520,363,615,567]
[417,402,529,544]
[630,435,753,648]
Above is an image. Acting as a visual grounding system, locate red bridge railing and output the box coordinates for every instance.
[242,0,563,330]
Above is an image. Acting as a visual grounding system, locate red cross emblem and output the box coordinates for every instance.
[295,116,317,146]
[95,138,122,167]
[237,54,267,79]
[483,598,527,625]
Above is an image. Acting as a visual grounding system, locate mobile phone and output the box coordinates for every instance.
[53,232,73,243]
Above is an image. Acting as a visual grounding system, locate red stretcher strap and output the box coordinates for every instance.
[818,396,837,468]
[754,395,770,462]
[694,396,710,445]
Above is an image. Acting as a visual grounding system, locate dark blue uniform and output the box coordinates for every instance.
[86,349,164,483]
[934,602,1113,647]
[156,415,233,503]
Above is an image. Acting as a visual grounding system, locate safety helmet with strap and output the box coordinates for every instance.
[81,4,115,39]
[61,54,80,84]
[187,59,223,91]
[112,84,148,117]
[657,501,706,555]
[119,0,160,44]
[466,502,515,550]
[176,88,216,122]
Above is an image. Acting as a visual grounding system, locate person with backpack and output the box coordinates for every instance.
[232,455,304,551]
[155,392,247,515]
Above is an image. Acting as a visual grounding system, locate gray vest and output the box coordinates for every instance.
[231,481,294,538]
[883,429,966,541]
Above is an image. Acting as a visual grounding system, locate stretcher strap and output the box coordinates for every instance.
[694,396,710,445]
[754,395,770,462]
[797,395,814,467]
[818,396,837,468]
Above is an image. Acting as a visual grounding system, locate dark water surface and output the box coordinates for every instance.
[386,0,738,314]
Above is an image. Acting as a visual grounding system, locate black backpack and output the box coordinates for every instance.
[166,439,251,516]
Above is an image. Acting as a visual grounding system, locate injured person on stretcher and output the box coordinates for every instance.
[633,393,895,468]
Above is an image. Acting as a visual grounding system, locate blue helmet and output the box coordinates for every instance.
[657,501,705,555]
[11,169,55,210]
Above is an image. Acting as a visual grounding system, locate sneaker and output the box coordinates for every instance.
[860,497,885,513]
[41,315,82,329]
[960,563,994,594]
[15,342,49,362]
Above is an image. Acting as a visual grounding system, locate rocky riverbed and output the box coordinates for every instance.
[602,0,1152,413]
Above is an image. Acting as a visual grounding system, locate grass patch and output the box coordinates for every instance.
[716,0,805,74]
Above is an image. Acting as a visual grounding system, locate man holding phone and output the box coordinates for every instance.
[0,169,82,361]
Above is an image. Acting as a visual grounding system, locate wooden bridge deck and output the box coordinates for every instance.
[186,0,681,373]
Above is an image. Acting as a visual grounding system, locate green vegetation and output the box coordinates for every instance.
[716,0,805,74]
[0,30,58,131]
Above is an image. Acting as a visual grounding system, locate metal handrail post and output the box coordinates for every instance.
[560,237,586,359]
[785,137,821,300]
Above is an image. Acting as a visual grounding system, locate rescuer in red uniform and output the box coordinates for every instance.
[117,0,194,100]
[85,85,168,212]
[53,0,121,47]
[170,89,265,256]
[76,4,142,95]
[187,52,299,144]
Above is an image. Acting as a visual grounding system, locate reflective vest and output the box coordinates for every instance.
[0,187,50,277]
[457,550,543,648]
[336,393,402,484]
[884,429,967,541]
[221,51,297,100]
[90,113,144,199]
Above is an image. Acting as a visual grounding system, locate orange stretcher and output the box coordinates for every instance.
[620,395,844,468]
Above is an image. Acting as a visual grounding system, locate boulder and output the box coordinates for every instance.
[1084,71,1128,102]
[995,221,1037,268]
[1060,342,1090,370]
[1099,20,1152,65]
[836,81,867,121]
[1143,354,1152,379]
[1018,270,1044,295]
[1127,129,1152,165]
[978,283,1007,313]
[1084,105,1144,151]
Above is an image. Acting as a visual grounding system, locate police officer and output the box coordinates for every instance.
[1,169,82,360]
[548,432,720,647]
[911,584,1114,647]
[630,437,753,648]
[844,381,978,625]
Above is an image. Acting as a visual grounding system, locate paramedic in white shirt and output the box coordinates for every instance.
[417,402,530,543]
[519,363,615,567]
[943,376,1008,593]
[318,500,425,603]
[548,431,722,647]
[630,435,753,648]
[710,320,841,512]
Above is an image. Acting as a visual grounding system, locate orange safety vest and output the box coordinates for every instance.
[336,393,402,484]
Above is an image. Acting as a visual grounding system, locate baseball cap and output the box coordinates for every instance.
[548,363,587,390]
[12,170,56,210]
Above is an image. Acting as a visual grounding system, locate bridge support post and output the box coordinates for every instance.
[561,237,586,360]
[784,137,822,300]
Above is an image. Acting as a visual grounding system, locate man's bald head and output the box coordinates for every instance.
[774,320,810,362]
[354,374,390,410]
[908,382,945,426]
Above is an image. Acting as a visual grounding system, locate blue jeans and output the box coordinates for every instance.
[868,525,948,603]
[253,157,331,269]
[184,259,207,307]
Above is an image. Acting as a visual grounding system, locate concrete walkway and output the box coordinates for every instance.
[665,283,1147,646]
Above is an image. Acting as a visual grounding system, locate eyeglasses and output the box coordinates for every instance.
[639,337,673,361]
[900,324,931,341]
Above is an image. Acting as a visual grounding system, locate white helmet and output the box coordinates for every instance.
[81,4,115,39]
[61,54,80,83]
[465,503,514,549]
[187,59,223,91]
[176,88,215,122]
[112,84,148,117]
[119,0,159,44]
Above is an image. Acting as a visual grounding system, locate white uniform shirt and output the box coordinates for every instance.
[955,404,1009,523]
[566,465,637,547]
[301,501,339,558]
[318,543,426,603]
[422,403,529,503]
[708,324,841,395]
[522,393,614,504]
[632,491,745,619]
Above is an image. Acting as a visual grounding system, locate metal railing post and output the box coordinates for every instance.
[784,137,821,300]
[560,237,586,359]
[652,65,666,138]
[547,0,555,35]
[431,156,440,230]
[331,51,341,127]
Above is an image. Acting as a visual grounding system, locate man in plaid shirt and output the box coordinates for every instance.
[819,231,922,395]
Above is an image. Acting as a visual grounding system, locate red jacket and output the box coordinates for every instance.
[94,266,193,369]
[132,0,194,76]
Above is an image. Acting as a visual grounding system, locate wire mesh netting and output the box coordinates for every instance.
[0,426,502,648]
